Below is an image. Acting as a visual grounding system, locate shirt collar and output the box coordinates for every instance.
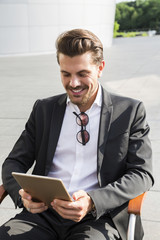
[66,82,102,109]
[94,82,102,107]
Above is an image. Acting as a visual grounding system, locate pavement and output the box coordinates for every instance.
[0,35,160,239]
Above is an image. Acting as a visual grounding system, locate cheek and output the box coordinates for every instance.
[90,78,98,90]
[61,78,68,88]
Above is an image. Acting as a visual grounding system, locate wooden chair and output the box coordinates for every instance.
[127,192,146,240]
[0,184,146,240]
[0,184,8,204]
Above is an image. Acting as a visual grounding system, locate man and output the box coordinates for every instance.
[0,29,154,239]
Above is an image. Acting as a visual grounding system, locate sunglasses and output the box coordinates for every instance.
[73,112,90,145]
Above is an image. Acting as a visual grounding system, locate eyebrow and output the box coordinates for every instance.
[61,70,70,74]
[78,70,91,74]
[61,70,91,74]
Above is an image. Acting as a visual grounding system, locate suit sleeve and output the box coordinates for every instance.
[88,102,154,219]
[2,100,39,208]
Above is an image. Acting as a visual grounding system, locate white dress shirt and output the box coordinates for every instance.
[48,84,102,195]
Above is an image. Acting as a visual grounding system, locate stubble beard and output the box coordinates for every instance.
[68,87,91,109]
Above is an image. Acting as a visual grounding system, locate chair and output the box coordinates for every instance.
[127,192,146,240]
[0,184,146,240]
[0,184,8,204]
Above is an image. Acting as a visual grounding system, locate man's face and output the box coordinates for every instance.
[59,52,105,112]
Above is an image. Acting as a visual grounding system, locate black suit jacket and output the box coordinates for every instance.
[2,87,154,239]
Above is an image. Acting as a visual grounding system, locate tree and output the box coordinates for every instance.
[113,21,120,37]
[115,0,160,32]
[115,3,135,30]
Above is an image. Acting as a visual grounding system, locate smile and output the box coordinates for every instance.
[72,89,83,93]
[69,87,86,96]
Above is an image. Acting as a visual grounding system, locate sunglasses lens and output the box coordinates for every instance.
[73,111,90,145]
[77,130,90,145]
[76,113,89,126]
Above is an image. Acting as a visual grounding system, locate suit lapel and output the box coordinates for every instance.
[45,88,113,179]
[45,94,67,175]
[97,88,113,186]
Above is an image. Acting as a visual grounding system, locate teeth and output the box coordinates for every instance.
[72,89,82,93]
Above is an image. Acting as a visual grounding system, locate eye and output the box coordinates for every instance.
[62,72,70,77]
[78,72,88,78]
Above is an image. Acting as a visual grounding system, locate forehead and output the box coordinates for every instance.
[59,52,96,72]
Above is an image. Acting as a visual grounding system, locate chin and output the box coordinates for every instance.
[71,99,82,106]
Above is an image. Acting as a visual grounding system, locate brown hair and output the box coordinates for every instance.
[56,29,103,65]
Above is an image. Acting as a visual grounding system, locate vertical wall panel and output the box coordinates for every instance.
[0,0,116,55]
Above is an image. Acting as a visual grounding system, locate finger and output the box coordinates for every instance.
[28,205,48,214]
[51,200,83,221]
[54,203,79,215]
[27,201,46,209]
[72,190,86,201]
[19,189,32,201]
[19,191,48,214]
[52,204,82,221]
[58,208,83,222]
[25,201,48,214]
[51,199,81,211]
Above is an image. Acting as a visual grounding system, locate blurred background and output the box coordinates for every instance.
[0,0,115,55]
[0,0,160,56]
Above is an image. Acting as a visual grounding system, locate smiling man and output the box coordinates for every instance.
[0,29,153,240]
[59,52,104,112]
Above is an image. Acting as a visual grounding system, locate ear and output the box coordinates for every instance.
[98,60,105,78]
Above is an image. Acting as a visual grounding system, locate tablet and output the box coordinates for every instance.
[12,172,72,206]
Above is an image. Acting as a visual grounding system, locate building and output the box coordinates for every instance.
[0,0,116,56]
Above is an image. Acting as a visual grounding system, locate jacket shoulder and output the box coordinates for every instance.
[33,93,67,109]
[37,93,67,105]
[102,87,145,119]
[109,92,141,106]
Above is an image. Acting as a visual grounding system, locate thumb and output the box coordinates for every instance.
[19,189,32,200]
[72,190,86,201]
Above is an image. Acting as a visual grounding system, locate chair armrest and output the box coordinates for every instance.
[0,184,8,204]
[128,192,146,215]
[127,193,146,240]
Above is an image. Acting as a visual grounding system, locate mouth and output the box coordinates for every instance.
[69,87,86,96]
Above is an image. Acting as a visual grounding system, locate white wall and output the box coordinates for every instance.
[0,0,116,55]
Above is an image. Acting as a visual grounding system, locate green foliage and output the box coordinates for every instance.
[115,0,160,32]
[114,31,148,38]
[113,21,120,37]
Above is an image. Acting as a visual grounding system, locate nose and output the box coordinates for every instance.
[69,76,81,88]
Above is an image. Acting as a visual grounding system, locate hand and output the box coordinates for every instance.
[51,190,93,222]
[19,189,48,214]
